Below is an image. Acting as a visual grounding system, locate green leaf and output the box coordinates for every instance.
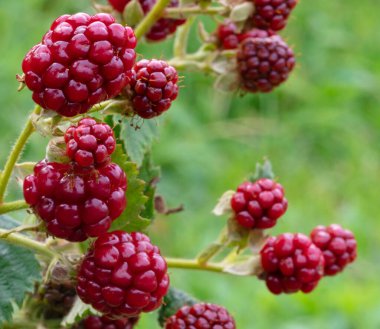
[123,0,145,26]
[121,119,160,166]
[139,152,161,220]
[158,287,198,327]
[110,145,151,232]
[0,215,41,324]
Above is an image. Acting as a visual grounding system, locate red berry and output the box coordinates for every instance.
[260,233,325,294]
[76,231,169,317]
[165,303,236,329]
[130,59,179,119]
[231,178,288,229]
[81,315,139,329]
[22,13,137,117]
[310,224,357,276]
[23,160,127,242]
[108,0,185,41]
[252,0,299,31]
[237,35,295,93]
[65,117,116,168]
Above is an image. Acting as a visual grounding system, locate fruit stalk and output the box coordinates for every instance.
[165,257,225,273]
[164,5,227,18]
[0,200,29,215]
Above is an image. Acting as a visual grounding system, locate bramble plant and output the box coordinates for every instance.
[0,0,357,328]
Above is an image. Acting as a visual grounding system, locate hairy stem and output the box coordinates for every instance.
[0,200,29,214]
[134,0,171,40]
[0,229,59,259]
[0,106,40,202]
[166,257,224,273]
[165,5,227,18]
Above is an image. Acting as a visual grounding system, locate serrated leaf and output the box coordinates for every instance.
[61,297,99,327]
[212,190,235,216]
[110,145,151,232]
[0,215,41,324]
[121,119,160,166]
[158,287,198,327]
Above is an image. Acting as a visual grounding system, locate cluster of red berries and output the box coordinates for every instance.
[108,0,185,41]
[230,178,357,294]
[79,315,139,329]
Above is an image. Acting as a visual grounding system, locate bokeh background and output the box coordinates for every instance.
[1,0,379,328]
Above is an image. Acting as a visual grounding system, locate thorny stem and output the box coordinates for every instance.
[0,200,29,214]
[134,0,172,40]
[166,257,225,273]
[0,228,59,259]
[165,5,227,18]
[0,105,40,202]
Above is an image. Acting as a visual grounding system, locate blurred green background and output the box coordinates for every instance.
[1,0,379,328]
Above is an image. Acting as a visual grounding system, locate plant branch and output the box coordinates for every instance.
[0,228,59,259]
[173,17,195,58]
[166,257,224,273]
[0,105,40,202]
[165,5,227,18]
[0,200,29,214]
[134,0,172,40]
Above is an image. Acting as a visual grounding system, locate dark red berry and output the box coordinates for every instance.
[310,224,357,276]
[165,303,236,329]
[252,0,299,31]
[22,13,137,117]
[23,160,127,242]
[231,178,288,229]
[81,315,139,329]
[76,231,169,317]
[130,59,179,119]
[108,0,185,41]
[260,233,325,294]
[65,117,116,168]
[237,35,295,93]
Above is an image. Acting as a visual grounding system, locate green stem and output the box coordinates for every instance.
[165,5,227,18]
[0,106,40,202]
[173,17,195,58]
[134,0,172,40]
[0,200,29,214]
[166,257,224,273]
[0,229,59,259]
[168,58,212,72]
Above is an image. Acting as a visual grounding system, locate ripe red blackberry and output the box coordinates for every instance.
[23,160,127,242]
[216,20,273,50]
[22,13,136,117]
[231,178,288,229]
[310,224,357,276]
[130,59,179,119]
[81,315,139,329]
[165,303,236,329]
[237,35,295,93]
[76,231,170,317]
[260,233,325,294]
[108,0,185,41]
[252,0,298,31]
[65,117,116,168]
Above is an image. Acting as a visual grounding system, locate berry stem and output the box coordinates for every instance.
[168,58,212,72]
[0,228,59,259]
[164,5,227,18]
[173,17,195,58]
[134,0,172,40]
[165,257,224,273]
[0,200,29,214]
[197,229,229,264]
[0,105,40,202]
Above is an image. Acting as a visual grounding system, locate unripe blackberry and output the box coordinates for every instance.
[65,117,116,168]
[216,20,273,50]
[260,233,325,294]
[231,178,288,229]
[80,315,139,329]
[130,59,179,119]
[22,13,136,117]
[252,0,298,31]
[108,0,185,41]
[165,303,236,329]
[23,160,127,242]
[237,35,295,93]
[310,224,357,276]
[77,231,170,317]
